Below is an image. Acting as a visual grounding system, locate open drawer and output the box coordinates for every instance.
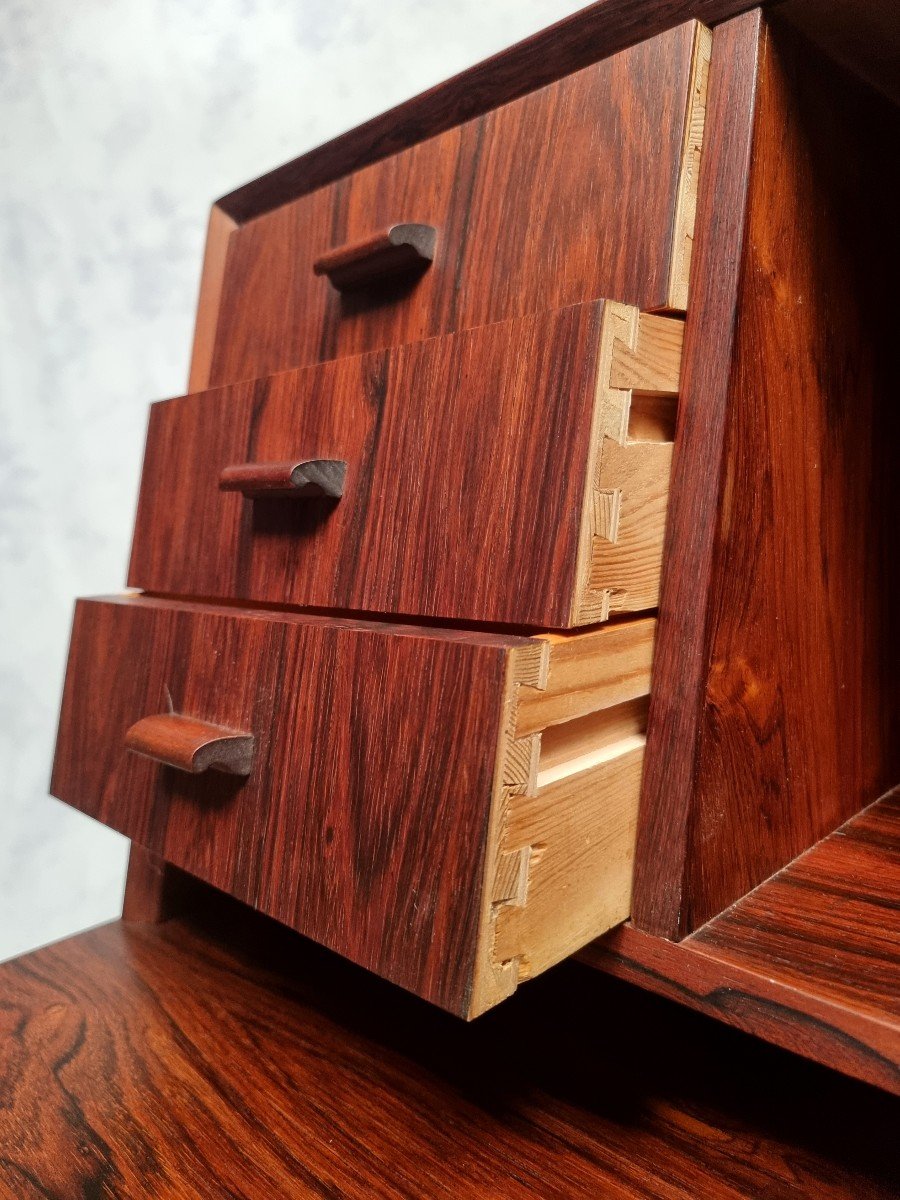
[130,300,683,628]
[203,21,710,386]
[51,594,655,1016]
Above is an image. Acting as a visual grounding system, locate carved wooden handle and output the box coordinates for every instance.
[313,223,436,291]
[219,459,347,499]
[125,714,254,776]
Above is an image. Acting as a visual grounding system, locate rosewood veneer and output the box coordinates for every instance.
[43,0,900,1120]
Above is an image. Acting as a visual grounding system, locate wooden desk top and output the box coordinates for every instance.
[1,885,897,1198]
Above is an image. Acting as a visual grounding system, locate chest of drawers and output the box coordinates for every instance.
[52,17,710,1018]
[49,0,899,1089]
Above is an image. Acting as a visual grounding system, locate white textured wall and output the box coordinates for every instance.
[0,0,582,960]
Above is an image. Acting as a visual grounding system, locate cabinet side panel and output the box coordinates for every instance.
[631,10,762,936]
[685,19,900,928]
[636,14,900,935]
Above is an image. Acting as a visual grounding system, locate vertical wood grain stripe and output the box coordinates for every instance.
[631,10,763,937]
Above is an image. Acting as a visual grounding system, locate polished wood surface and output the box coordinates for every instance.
[218,458,348,499]
[632,10,761,937]
[120,842,181,924]
[51,595,516,1014]
[585,790,900,1095]
[52,595,653,1015]
[1,889,897,1198]
[206,23,704,387]
[215,1,764,226]
[187,203,237,393]
[634,13,900,935]
[779,0,900,104]
[130,302,681,628]
[125,713,255,775]
[42,0,900,1134]
[312,223,437,292]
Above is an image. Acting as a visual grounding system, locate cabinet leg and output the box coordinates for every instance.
[122,843,181,923]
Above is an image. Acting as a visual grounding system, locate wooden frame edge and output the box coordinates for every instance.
[187,203,238,393]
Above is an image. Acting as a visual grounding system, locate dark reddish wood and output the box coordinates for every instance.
[690,791,900,1019]
[2,891,899,1198]
[779,0,900,104]
[313,223,436,291]
[208,24,700,386]
[218,458,347,499]
[130,303,607,629]
[585,791,900,1094]
[188,205,237,393]
[125,713,255,775]
[50,593,532,1015]
[216,1,764,225]
[121,842,178,923]
[634,13,900,935]
[632,10,762,935]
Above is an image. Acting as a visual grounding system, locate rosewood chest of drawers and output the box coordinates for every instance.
[50,1,899,1087]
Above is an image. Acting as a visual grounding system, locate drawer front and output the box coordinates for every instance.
[51,595,655,1016]
[129,302,683,628]
[206,21,709,387]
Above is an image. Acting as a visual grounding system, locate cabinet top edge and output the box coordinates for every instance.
[215,3,756,224]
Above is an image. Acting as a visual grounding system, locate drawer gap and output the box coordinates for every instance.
[536,696,648,788]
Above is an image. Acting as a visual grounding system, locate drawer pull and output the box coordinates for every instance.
[313,223,436,292]
[125,714,254,776]
[219,459,347,499]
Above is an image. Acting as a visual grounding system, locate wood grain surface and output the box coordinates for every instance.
[585,790,900,1095]
[215,0,763,225]
[131,302,679,629]
[124,713,255,775]
[312,223,437,292]
[631,10,762,935]
[51,594,521,1014]
[131,304,605,628]
[206,23,702,386]
[120,842,180,924]
[634,13,900,934]
[1,887,898,1198]
[53,595,658,1016]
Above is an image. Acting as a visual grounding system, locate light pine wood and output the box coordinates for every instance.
[536,696,649,781]
[492,747,643,980]
[609,312,685,393]
[666,21,713,310]
[516,617,656,735]
[470,617,656,1016]
[571,305,683,624]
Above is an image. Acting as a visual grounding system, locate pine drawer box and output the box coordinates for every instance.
[129,301,683,627]
[52,594,655,1017]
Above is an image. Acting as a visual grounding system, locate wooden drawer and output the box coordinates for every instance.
[51,594,655,1016]
[130,300,683,628]
[203,21,710,387]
